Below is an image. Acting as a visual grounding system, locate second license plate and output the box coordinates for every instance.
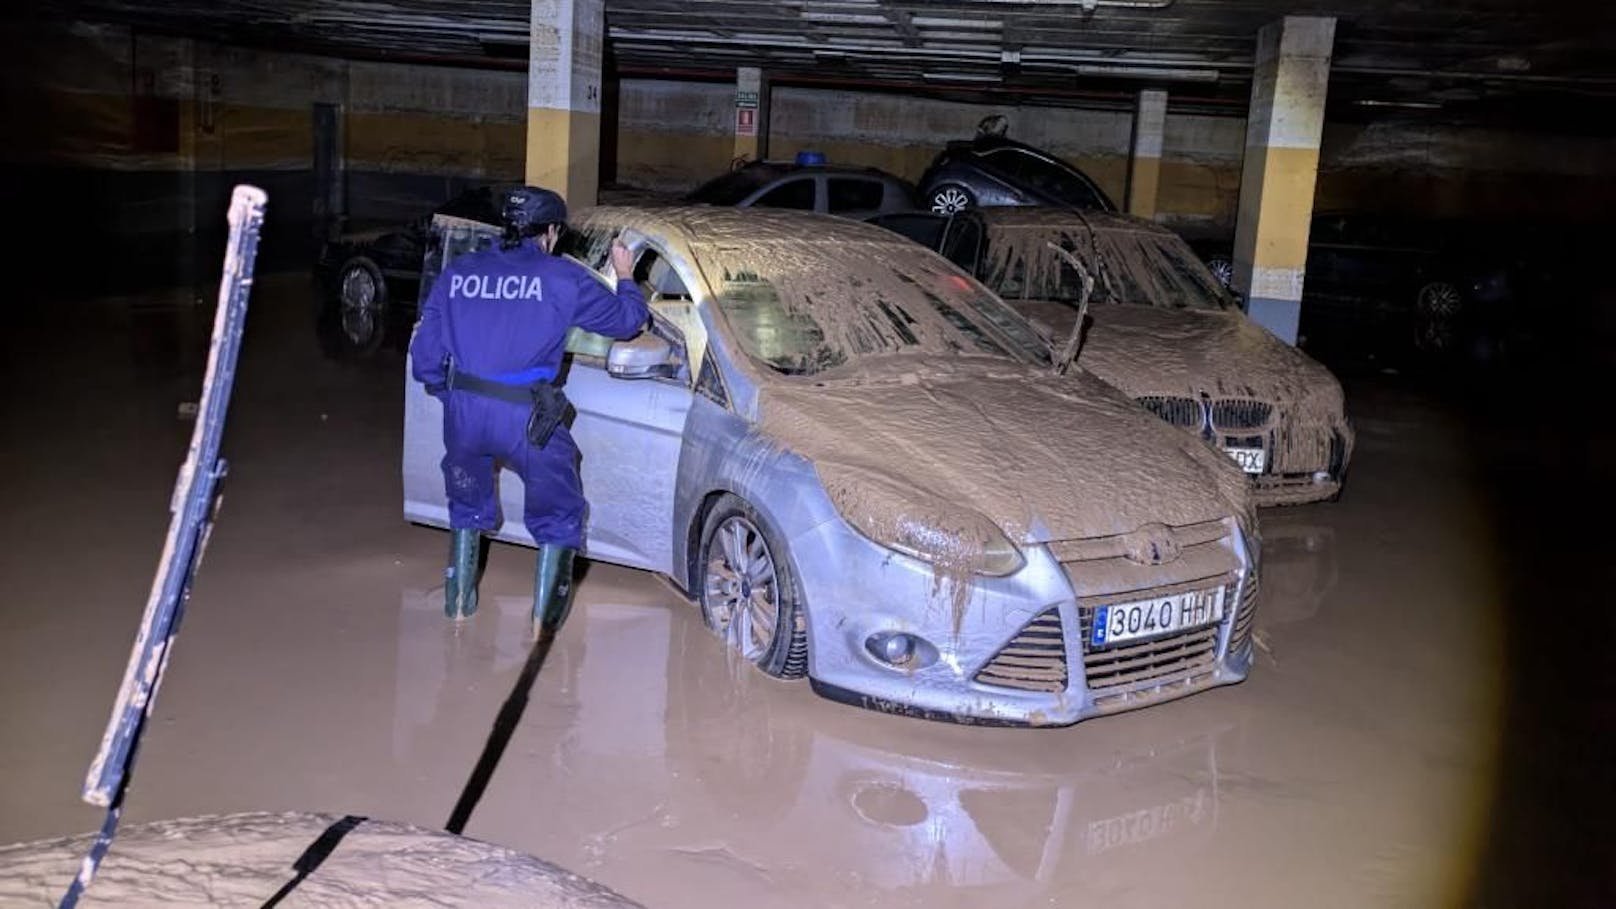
[1224,446,1266,474]
[1091,586,1226,648]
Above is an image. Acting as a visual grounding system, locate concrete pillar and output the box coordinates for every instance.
[526,0,604,206]
[1125,88,1167,218]
[732,66,771,165]
[1232,16,1335,344]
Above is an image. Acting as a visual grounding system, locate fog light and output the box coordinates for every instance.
[1312,470,1331,483]
[866,631,917,667]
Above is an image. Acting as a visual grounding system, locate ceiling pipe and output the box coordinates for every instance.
[613,63,1247,108]
[607,27,1238,72]
[958,0,1174,7]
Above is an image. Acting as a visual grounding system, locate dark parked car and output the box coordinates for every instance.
[315,185,513,356]
[683,157,915,219]
[917,135,1116,215]
[1189,213,1524,360]
[312,181,698,356]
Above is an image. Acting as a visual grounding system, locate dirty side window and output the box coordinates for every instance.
[941,219,984,274]
[695,354,730,408]
[827,178,884,213]
[633,248,693,302]
[753,178,816,211]
[554,225,613,271]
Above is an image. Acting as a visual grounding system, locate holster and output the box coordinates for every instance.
[525,383,573,448]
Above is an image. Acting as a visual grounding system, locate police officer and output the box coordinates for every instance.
[410,186,647,635]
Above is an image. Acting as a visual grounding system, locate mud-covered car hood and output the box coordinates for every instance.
[1013,301,1344,408]
[756,357,1249,544]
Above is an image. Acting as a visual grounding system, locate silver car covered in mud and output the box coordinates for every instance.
[403,207,1261,726]
[872,207,1355,506]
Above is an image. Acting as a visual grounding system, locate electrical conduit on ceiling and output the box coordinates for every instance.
[960,0,1174,7]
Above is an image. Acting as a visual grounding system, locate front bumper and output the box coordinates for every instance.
[1137,395,1353,508]
[789,514,1260,727]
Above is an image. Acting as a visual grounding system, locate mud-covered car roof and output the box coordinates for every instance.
[969,206,1175,238]
[581,205,915,246]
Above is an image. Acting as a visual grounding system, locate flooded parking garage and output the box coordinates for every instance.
[3,275,1607,906]
[4,2,1615,905]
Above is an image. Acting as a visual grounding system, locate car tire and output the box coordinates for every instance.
[1413,279,1463,354]
[928,184,976,215]
[698,494,809,679]
[1205,255,1235,289]
[331,256,389,357]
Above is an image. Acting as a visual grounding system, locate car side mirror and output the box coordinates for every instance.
[607,333,681,380]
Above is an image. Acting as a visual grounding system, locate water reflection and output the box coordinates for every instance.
[392,586,1247,906]
[1257,520,1338,629]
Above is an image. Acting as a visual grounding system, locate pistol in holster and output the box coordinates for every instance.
[526,383,573,448]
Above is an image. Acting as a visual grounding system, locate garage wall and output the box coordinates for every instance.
[8,19,1611,297]
[1,22,528,295]
[617,78,1616,234]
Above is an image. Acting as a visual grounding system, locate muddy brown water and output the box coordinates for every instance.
[0,274,1586,907]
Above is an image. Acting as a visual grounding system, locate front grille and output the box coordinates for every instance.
[1078,599,1223,690]
[1052,520,1244,693]
[1137,395,1204,430]
[1211,398,1274,432]
[975,608,1067,693]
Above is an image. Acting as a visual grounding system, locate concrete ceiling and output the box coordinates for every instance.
[36,0,1616,122]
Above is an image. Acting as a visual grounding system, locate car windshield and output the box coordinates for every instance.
[684,168,788,206]
[981,224,1231,311]
[984,149,1113,210]
[696,240,1052,376]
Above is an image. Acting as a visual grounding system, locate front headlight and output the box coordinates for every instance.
[817,463,1025,577]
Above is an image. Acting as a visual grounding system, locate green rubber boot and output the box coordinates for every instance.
[533,545,578,637]
[444,529,481,619]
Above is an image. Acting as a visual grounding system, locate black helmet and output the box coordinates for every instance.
[501,186,568,237]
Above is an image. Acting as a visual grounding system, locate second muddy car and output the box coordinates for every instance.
[872,207,1355,506]
[403,207,1261,726]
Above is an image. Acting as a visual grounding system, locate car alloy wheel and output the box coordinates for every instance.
[929,185,973,214]
[1414,280,1462,352]
[697,495,808,678]
[338,259,386,353]
[1206,256,1235,289]
[704,516,781,663]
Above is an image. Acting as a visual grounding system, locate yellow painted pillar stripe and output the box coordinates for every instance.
[1231,16,1335,344]
[526,108,601,209]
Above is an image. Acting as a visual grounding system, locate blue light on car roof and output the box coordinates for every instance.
[795,150,827,166]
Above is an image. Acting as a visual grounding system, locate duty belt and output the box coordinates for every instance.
[444,361,571,448]
[445,363,557,402]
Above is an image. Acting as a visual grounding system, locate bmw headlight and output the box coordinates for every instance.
[817,463,1025,577]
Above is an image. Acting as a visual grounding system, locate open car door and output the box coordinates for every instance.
[402,215,694,576]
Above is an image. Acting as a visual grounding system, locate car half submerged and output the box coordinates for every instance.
[402,207,1261,726]
[872,207,1355,506]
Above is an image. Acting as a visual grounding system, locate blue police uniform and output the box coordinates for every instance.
[412,245,647,544]
[410,187,646,627]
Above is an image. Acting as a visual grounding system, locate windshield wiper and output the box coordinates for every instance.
[1047,242,1095,376]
